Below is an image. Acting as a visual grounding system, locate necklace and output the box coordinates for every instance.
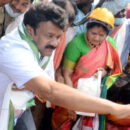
[85,34,101,48]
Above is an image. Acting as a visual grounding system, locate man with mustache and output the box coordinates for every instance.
[0,0,33,37]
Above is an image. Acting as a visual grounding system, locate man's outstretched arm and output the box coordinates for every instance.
[24,74,130,119]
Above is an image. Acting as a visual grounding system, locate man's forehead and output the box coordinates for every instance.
[38,21,63,32]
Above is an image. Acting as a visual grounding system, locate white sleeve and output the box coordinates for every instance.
[44,51,55,80]
[66,27,76,45]
[0,45,44,89]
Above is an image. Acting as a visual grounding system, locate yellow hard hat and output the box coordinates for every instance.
[88,8,114,29]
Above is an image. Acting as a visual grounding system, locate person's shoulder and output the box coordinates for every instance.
[67,33,85,49]
[0,29,34,63]
[0,29,30,51]
[5,14,24,34]
[69,33,84,45]
[74,9,85,23]
[72,33,84,41]
[0,30,36,66]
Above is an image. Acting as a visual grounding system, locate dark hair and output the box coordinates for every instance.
[53,0,77,22]
[87,22,109,35]
[69,0,77,20]
[107,82,130,104]
[118,82,130,104]
[23,2,68,33]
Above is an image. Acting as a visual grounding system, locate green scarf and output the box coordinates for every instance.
[18,23,50,69]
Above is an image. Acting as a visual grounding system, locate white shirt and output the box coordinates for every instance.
[0,28,54,107]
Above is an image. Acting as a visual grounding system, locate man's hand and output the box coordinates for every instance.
[111,104,130,119]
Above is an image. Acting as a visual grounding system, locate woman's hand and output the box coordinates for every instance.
[94,68,107,78]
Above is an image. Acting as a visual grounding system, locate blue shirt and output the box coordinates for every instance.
[74,4,95,34]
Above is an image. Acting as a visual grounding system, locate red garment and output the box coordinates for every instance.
[54,32,66,71]
[126,8,130,19]
[110,24,122,38]
[106,121,130,130]
[72,39,122,88]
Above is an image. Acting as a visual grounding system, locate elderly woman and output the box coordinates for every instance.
[52,8,122,130]
[63,8,121,90]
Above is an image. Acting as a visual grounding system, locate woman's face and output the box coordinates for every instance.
[86,26,107,47]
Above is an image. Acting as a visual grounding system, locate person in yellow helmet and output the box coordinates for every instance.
[51,8,122,130]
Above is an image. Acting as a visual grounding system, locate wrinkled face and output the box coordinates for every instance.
[86,26,107,46]
[9,0,32,14]
[27,21,63,56]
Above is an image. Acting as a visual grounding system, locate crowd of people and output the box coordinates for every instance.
[0,0,130,130]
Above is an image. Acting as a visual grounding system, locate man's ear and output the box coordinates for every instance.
[26,25,35,36]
